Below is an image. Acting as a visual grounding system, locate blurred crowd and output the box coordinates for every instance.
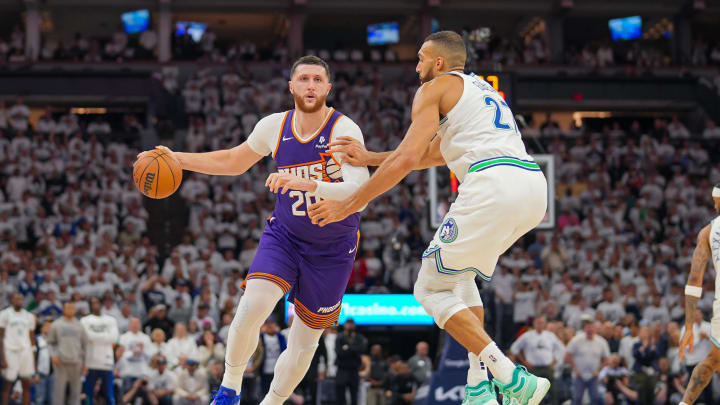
[5,20,720,70]
[2,62,720,405]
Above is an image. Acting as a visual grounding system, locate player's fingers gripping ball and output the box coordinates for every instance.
[133,147,183,199]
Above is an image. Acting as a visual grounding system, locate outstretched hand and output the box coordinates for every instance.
[328,136,370,166]
[265,172,318,194]
[136,145,181,168]
[678,328,694,362]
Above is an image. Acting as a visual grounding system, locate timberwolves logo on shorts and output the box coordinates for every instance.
[439,218,458,243]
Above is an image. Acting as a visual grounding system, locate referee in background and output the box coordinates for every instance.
[509,316,565,405]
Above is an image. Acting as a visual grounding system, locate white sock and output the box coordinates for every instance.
[220,279,284,394]
[468,352,489,386]
[479,342,516,384]
[679,402,689,405]
[259,386,289,405]
[221,360,247,393]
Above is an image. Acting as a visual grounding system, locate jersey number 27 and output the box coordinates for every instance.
[484,96,519,134]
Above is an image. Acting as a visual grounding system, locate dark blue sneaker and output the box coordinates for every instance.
[210,386,241,405]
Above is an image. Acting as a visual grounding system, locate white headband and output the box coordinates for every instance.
[713,187,720,198]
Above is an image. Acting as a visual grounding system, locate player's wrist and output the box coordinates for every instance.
[308,179,319,192]
[174,152,187,169]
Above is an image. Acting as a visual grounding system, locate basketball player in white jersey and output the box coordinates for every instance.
[677,184,720,405]
[0,293,37,405]
[308,31,550,405]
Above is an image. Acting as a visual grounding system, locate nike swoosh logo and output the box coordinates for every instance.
[348,246,357,254]
[282,136,293,141]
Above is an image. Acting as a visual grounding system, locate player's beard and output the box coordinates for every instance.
[294,91,327,113]
[419,69,434,84]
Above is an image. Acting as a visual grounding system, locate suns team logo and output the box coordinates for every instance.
[320,152,342,181]
[439,218,458,243]
[277,152,342,183]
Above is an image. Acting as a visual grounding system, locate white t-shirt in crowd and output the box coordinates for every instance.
[510,329,565,367]
[81,314,119,371]
[262,333,281,375]
[566,333,610,380]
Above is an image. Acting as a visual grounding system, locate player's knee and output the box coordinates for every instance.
[294,343,319,368]
[414,275,466,329]
[230,298,268,330]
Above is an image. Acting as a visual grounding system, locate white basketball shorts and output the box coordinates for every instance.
[421,162,548,283]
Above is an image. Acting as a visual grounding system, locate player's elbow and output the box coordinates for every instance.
[395,151,420,171]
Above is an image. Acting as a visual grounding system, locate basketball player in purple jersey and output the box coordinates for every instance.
[137,56,369,405]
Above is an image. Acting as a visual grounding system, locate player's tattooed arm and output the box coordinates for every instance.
[683,361,716,404]
[685,225,711,325]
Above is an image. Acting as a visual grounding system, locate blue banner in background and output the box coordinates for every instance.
[285,294,434,326]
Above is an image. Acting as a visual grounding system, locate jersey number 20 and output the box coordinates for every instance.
[289,191,321,217]
[484,96,519,134]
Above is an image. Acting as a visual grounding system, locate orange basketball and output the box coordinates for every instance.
[133,149,182,199]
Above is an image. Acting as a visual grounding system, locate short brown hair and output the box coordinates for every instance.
[423,30,467,67]
[290,55,331,80]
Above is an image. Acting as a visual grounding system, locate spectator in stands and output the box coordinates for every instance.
[541,236,567,272]
[121,377,157,405]
[149,355,175,405]
[207,359,224,394]
[667,115,690,139]
[8,97,30,133]
[259,317,286,396]
[139,29,158,59]
[143,304,175,339]
[598,354,633,404]
[117,317,153,394]
[384,360,418,405]
[365,344,388,405]
[597,289,626,324]
[197,329,224,367]
[174,358,209,405]
[166,322,197,369]
[510,316,565,405]
[48,302,87,405]
[702,119,720,139]
[566,317,610,405]
[407,341,432,386]
[34,319,52,405]
[81,296,119,405]
[335,318,368,405]
[632,326,661,405]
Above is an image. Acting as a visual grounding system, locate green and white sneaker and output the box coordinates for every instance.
[462,380,499,405]
[493,366,550,405]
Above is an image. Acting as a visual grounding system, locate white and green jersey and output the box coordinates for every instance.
[710,217,720,298]
[437,71,535,183]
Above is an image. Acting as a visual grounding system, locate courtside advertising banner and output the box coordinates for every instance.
[285,294,434,326]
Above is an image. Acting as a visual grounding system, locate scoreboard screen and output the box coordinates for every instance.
[469,72,513,106]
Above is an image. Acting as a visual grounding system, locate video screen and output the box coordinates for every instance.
[121,9,150,34]
[367,22,399,46]
[608,16,642,41]
[176,21,208,43]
